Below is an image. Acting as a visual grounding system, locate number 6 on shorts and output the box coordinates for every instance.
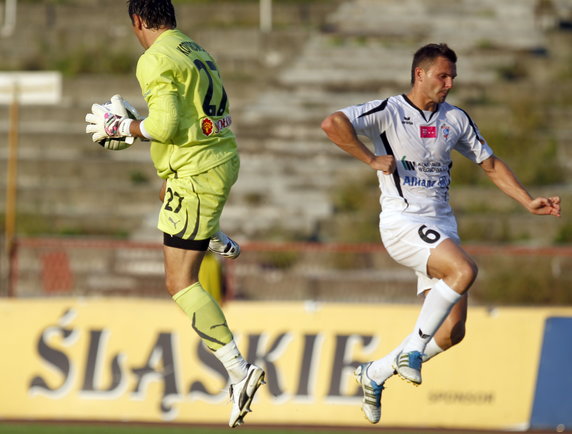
[418,225,441,244]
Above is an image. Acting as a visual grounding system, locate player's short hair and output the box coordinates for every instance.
[127,0,177,30]
[410,43,457,85]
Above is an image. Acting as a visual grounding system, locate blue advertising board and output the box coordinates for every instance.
[530,317,572,430]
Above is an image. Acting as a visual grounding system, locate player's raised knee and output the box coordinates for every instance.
[454,258,478,291]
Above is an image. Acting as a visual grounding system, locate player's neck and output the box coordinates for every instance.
[141,26,173,49]
[405,90,438,112]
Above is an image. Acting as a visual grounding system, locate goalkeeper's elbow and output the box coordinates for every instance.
[141,117,178,143]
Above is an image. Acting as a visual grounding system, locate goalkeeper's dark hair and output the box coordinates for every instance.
[127,0,177,30]
[410,43,457,85]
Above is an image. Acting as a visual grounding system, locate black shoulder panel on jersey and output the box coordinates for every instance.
[358,99,388,118]
[380,131,407,204]
[454,105,481,138]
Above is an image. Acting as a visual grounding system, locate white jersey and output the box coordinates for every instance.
[340,94,493,222]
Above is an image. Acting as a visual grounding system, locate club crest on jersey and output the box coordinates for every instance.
[440,124,450,140]
[201,118,215,136]
[201,115,231,137]
[420,126,437,138]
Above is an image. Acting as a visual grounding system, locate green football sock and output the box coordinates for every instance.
[173,282,233,351]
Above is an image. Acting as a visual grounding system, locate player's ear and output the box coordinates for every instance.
[415,66,424,83]
[132,14,144,30]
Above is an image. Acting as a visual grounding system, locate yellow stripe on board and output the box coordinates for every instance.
[0,298,570,429]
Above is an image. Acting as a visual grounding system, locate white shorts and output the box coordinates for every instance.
[380,215,460,294]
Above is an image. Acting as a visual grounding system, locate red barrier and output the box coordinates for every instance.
[8,237,572,302]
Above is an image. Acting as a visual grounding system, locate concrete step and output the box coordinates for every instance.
[0,0,569,247]
[329,0,545,52]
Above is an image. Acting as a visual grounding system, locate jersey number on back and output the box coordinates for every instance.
[194,59,228,117]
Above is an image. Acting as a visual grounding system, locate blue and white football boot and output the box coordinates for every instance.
[394,351,423,385]
[354,362,385,424]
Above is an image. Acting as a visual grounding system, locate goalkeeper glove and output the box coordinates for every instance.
[85,94,137,143]
[99,137,134,151]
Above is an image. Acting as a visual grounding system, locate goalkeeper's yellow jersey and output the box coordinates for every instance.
[136,29,237,178]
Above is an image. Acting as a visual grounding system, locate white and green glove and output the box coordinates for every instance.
[85,95,141,150]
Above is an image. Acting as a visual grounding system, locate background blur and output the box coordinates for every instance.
[0,0,571,431]
[0,0,571,303]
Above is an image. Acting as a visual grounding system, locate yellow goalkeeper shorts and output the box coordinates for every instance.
[158,155,239,242]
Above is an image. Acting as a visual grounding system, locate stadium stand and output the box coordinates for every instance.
[1,0,571,301]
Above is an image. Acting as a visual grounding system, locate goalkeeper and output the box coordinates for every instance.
[84,0,264,427]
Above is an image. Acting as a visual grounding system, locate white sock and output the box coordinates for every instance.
[422,338,445,361]
[368,335,409,384]
[403,279,461,354]
[214,340,248,384]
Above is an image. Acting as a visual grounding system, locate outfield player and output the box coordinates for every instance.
[321,43,561,424]
[84,0,264,427]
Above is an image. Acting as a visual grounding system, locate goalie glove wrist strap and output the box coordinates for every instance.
[119,118,134,137]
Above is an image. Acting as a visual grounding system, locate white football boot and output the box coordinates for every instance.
[393,350,423,385]
[228,364,265,428]
[209,231,240,259]
[354,362,384,424]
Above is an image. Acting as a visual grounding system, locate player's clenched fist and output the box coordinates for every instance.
[527,196,561,217]
[370,155,396,175]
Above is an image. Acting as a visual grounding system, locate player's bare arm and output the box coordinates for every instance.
[159,179,166,202]
[479,155,561,217]
[321,111,395,174]
[128,120,144,138]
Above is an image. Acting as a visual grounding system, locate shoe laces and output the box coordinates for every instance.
[407,351,423,370]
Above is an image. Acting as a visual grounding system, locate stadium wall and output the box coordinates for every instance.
[0,299,571,430]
